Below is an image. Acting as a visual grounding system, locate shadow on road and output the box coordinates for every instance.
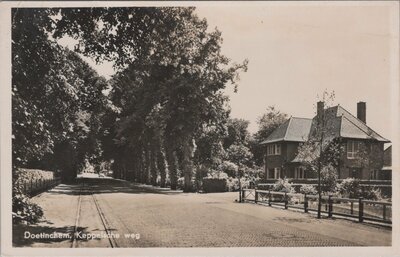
[45,177,187,196]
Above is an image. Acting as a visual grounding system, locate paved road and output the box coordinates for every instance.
[13,177,391,247]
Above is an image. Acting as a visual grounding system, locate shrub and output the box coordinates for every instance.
[207,170,229,180]
[202,178,227,193]
[360,186,383,200]
[219,161,238,177]
[338,178,361,198]
[299,184,317,195]
[321,165,338,193]
[177,177,185,189]
[12,176,43,224]
[14,168,57,185]
[272,178,294,193]
[226,177,250,192]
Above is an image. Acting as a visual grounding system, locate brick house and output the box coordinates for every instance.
[260,102,391,182]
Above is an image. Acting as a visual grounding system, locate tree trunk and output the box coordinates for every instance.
[150,143,158,186]
[165,140,178,190]
[157,139,167,188]
[182,137,195,192]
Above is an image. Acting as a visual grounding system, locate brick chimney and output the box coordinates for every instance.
[317,101,324,125]
[357,101,366,124]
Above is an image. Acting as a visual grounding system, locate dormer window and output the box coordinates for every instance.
[267,144,281,156]
[347,140,360,159]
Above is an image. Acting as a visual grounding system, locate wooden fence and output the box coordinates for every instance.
[241,189,392,225]
[16,177,61,196]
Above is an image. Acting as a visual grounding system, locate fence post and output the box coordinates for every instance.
[358,197,364,222]
[328,195,333,218]
[255,190,258,204]
[383,204,386,220]
[304,194,308,213]
[30,179,33,194]
[241,189,245,203]
[351,201,354,215]
[268,190,272,206]
[284,192,288,209]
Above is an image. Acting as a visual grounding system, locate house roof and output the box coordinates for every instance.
[260,104,390,145]
[260,117,312,144]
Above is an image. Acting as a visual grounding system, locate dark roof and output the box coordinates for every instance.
[260,117,312,144]
[260,104,390,145]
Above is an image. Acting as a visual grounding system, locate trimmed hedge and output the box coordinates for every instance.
[202,178,227,193]
[14,168,58,184]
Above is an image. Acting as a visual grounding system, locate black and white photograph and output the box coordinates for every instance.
[1,1,399,256]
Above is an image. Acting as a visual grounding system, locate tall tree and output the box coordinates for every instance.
[251,106,288,165]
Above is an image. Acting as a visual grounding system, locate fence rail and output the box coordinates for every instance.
[241,189,391,225]
[16,177,61,196]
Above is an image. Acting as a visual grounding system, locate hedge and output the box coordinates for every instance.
[202,178,227,193]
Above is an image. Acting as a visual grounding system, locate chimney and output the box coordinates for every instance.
[317,101,324,125]
[357,101,366,124]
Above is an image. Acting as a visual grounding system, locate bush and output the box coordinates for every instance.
[321,165,338,193]
[272,178,294,193]
[299,184,317,195]
[219,161,238,177]
[225,177,250,192]
[14,168,57,185]
[207,170,229,180]
[202,178,227,193]
[361,187,383,200]
[12,175,44,224]
[177,177,185,189]
[338,178,361,198]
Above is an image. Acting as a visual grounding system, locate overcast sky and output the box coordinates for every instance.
[63,3,397,140]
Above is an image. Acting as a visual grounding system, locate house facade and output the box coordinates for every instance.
[261,102,391,182]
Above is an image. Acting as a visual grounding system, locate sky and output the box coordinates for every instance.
[61,3,397,140]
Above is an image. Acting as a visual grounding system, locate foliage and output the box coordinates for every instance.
[337,178,361,198]
[252,106,288,165]
[12,8,109,175]
[14,169,57,184]
[223,118,251,149]
[254,106,288,141]
[206,170,229,180]
[337,178,383,200]
[299,184,317,195]
[226,177,250,192]
[320,164,338,193]
[272,178,295,193]
[12,7,248,193]
[226,144,254,167]
[12,173,44,224]
[202,178,227,193]
[360,187,383,201]
[218,161,238,177]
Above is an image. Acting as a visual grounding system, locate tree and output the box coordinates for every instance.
[251,106,288,165]
[12,9,109,180]
[13,7,248,192]
[223,118,251,149]
[295,91,338,218]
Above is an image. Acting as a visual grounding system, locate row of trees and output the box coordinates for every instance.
[13,7,296,194]
[14,8,290,192]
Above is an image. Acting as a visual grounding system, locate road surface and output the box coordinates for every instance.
[13,177,391,247]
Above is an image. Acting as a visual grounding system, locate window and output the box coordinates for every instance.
[370,170,379,180]
[347,140,360,159]
[274,167,281,179]
[267,144,281,156]
[294,167,305,179]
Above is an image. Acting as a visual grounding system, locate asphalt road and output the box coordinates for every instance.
[13,177,392,247]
